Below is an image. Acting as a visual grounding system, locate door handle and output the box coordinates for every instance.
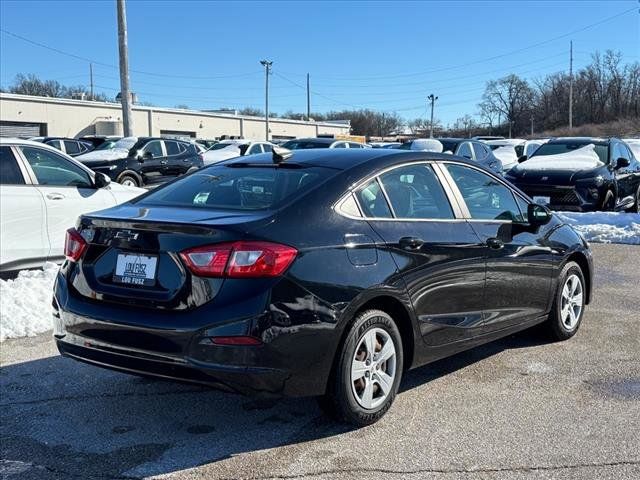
[486,237,504,249]
[399,237,424,250]
[46,192,65,200]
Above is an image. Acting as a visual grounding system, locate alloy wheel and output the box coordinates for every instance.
[121,178,137,187]
[350,327,397,410]
[560,274,584,330]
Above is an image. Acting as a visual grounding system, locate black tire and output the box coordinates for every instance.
[319,309,403,426]
[545,261,586,341]
[602,190,615,211]
[117,173,140,187]
[627,185,640,213]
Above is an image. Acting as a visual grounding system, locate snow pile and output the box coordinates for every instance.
[0,263,58,342]
[518,144,603,171]
[556,212,640,245]
[492,146,518,170]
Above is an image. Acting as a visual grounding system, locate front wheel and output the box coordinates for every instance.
[117,173,140,187]
[545,261,586,341]
[319,309,403,426]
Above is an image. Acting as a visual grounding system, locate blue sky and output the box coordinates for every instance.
[1,0,638,125]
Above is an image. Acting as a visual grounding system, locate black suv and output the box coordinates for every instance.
[79,137,204,188]
[505,137,640,212]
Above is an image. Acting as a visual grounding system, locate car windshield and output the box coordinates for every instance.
[108,137,138,151]
[281,140,331,149]
[134,164,338,211]
[94,140,118,151]
[532,143,609,163]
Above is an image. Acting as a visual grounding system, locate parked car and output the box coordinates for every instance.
[0,138,144,274]
[484,139,527,172]
[202,139,275,165]
[523,138,550,158]
[281,138,369,149]
[397,138,443,152]
[30,137,95,157]
[435,138,503,174]
[77,137,203,187]
[54,148,592,426]
[195,139,218,150]
[505,137,640,212]
[484,138,526,157]
[472,135,505,141]
[369,142,402,149]
[623,138,640,160]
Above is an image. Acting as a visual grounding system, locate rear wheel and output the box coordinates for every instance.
[117,173,140,187]
[602,190,615,211]
[628,185,640,213]
[545,262,586,341]
[319,309,403,426]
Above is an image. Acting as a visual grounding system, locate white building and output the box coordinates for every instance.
[0,93,350,140]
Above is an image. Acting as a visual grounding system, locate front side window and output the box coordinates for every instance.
[378,164,454,219]
[349,142,364,149]
[262,144,273,153]
[445,163,520,221]
[355,179,392,218]
[612,143,630,162]
[20,146,92,188]
[247,144,263,155]
[0,146,25,185]
[45,139,62,151]
[143,140,163,157]
[333,142,347,148]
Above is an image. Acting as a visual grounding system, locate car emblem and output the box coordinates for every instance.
[541,176,549,181]
[115,230,139,241]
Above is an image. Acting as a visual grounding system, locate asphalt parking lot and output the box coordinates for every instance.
[1,243,638,480]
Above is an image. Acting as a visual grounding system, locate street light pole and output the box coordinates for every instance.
[427,94,438,138]
[260,60,273,141]
[116,0,134,136]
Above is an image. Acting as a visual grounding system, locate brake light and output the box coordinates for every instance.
[180,241,297,278]
[210,336,263,346]
[64,228,87,262]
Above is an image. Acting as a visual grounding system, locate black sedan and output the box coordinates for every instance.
[53,148,593,426]
[78,137,203,188]
[505,137,640,212]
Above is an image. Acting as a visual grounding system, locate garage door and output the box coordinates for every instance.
[0,121,47,138]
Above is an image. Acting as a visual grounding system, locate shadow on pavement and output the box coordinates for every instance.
[0,327,549,478]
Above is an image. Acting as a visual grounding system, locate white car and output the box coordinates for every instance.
[202,140,275,165]
[0,138,144,273]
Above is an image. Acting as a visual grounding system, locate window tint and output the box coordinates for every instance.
[532,142,609,164]
[379,165,453,219]
[338,194,361,217]
[348,142,364,149]
[262,144,273,153]
[445,164,520,221]
[457,142,473,159]
[0,146,25,185]
[247,144,263,155]
[514,194,530,223]
[355,179,392,218]
[473,142,488,160]
[137,165,336,211]
[144,140,163,157]
[45,140,62,150]
[281,140,331,149]
[20,146,92,188]
[165,141,181,155]
[64,141,81,155]
[333,142,347,148]
[612,142,630,161]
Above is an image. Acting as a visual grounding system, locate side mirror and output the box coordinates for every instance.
[615,157,630,169]
[93,172,111,188]
[528,203,552,226]
[518,155,528,163]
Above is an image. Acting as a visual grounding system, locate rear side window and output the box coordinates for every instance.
[473,142,488,160]
[136,165,337,211]
[379,164,453,219]
[64,141,81,155]
[0,146,25,185]
[355,179,392,218]
[165,141,181,155]
[445,164,520,221]
[457,142,473,159]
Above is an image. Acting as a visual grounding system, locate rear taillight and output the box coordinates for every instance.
[64,228,87,262]
[180,241,297,278]
[210,336,263,346]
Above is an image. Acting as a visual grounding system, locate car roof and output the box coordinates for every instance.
[548,137,611,145]
[220,148,481,171]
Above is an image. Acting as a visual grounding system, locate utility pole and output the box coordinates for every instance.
[89,63,94,100]
[117,0,134,136]
[569,40,573,130]
[427,94,438,138]
[260,60,273,141]
[306,73,311,121]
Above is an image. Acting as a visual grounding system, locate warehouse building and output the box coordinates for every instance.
[0,93,351,140]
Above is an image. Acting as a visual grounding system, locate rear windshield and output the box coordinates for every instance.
[532,143,609,163]
[135,164,337,210]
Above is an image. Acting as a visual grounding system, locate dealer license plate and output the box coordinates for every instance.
[113,253,158,286]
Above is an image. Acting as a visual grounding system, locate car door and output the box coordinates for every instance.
[17,145,114,262]
[441,161,554,331]
[138,139,166,185]
[163,140,190,178]
[355,162,487,347]
[0,145,49,270]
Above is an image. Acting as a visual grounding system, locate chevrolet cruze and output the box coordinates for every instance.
[53,148,593,426]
